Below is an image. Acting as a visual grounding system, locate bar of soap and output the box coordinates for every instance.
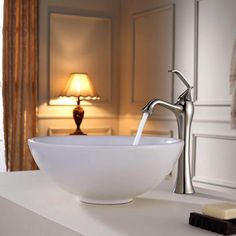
[202,202,236,220]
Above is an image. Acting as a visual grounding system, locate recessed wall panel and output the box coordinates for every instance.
[49,13,111,104]
[193,134,236,188]
[132,5,174,103]
[196,0,236,105]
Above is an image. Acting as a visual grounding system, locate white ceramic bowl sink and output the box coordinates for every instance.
[28,136,184,204]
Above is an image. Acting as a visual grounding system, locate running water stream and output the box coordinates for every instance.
[133,113,149,145]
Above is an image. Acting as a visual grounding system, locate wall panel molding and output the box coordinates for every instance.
[192,132,236,189]
[194,0,235,106]
[38,0,120,128]
[193,176,236,190]
[130,129,174,137]
[131,4,175,104]
[37,114,118,120]
[48,127,113,136]
[48,12,112,106]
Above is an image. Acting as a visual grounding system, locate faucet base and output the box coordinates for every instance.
[173,189,195,195]
[173,183,195,194]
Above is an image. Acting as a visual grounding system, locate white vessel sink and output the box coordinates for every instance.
[28,136,184,205]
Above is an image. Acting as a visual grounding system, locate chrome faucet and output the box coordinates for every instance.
[142,70,195,194]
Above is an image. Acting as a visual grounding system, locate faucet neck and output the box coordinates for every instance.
[142,70,195,194]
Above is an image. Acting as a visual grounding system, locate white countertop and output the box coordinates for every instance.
[0,171,235,236]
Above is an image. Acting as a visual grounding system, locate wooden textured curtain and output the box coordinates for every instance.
[3,0,38,171]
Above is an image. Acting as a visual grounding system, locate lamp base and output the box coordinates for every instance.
[70,99,86,135]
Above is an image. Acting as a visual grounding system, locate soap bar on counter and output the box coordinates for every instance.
[202,202,236,220]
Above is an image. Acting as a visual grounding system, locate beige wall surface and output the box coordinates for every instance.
[38,0,120,136]
[39,0,236,191]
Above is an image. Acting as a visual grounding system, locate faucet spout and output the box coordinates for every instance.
[142,99,183,116]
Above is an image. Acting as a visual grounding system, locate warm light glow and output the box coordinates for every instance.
[56,96,77,105]
[60,73,100,100]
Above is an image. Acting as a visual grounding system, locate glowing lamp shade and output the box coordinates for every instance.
[60,73,99,100]
[61,73,100,135]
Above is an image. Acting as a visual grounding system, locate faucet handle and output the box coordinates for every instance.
[168,70,193,102]
[168,70,193,89]
[178,88,192,102]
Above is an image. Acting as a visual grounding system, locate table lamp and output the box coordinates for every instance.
[60,73,100,135]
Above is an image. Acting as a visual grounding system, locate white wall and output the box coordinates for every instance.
[39,0,236,191]
[119,0,236,191]
[190,0,236,190]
